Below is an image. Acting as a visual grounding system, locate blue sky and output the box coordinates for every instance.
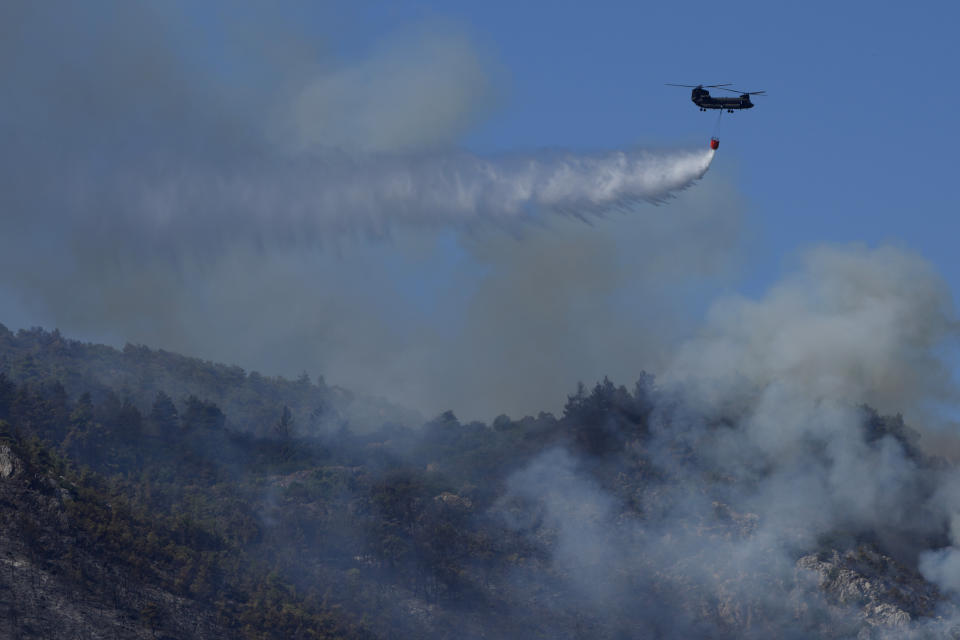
[132,0,929,305]
[322,0,960,291]
[331,0,960,414]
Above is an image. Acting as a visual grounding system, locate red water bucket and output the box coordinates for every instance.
[710,137,720,150]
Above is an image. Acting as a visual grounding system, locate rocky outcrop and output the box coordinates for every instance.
[0,444,20,479]
[797,546,941,633]
[433,492,473,511]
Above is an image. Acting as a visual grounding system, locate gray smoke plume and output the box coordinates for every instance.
[665,244,958,441]
[496,244,960,636]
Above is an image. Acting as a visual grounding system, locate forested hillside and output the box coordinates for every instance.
[0,324,417,437]
[1,325,958,639]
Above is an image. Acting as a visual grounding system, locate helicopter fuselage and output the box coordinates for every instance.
[691,89,754,111]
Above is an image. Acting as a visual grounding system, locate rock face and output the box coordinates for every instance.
[797,546,942,632]
[0,445,19,479]
[433,492,473,511]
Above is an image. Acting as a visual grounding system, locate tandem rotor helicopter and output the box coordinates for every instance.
[666,83,766,113]
[666,83,765,149]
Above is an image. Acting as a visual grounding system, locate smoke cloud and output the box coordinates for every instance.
[494,244,960,636]
[666,244,958,438]
[273,26,497,154]
[659,245,959,560]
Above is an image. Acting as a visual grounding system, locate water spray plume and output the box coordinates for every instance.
[136,147,718,240]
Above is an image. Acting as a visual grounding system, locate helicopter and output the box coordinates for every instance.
[666,83,766,113]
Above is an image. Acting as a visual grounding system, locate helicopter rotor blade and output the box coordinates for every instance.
[665,83,733,88]
[715,87,767,95]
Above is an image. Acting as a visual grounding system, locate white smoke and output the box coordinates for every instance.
[497,244,960,635]
[664,244,957,426]
[657,244,959,548]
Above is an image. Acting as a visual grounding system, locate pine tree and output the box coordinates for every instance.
[148,391,179,440]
